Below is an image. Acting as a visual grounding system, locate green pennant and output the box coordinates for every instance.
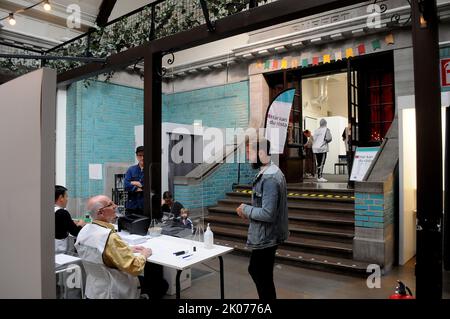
[372,39,381,51]
[264,60,271,69]
[302,58,309,68]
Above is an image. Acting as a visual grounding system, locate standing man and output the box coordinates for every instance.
[55,185,86,254]
[312,119,332,182]
[124,146,145,215]
[236,137,289,300]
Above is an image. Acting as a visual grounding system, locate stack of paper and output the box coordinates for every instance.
[117,232,147,245]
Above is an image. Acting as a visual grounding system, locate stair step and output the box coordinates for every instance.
[228,191,355,204]
[212,225,353,256]
[218,197,354,210]
[205,214,353,239]
[234,184,354,195]
[214,238,369,274]
[208,206,354,226]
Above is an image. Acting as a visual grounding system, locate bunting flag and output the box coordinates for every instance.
[302,58,309,68]
[273,59,279,69]
[346,48,354,58]
[385,34,395,45]
[372,39,381,51]
[312,56,319,65]
[358,44,366,55]
[255,35,392,72]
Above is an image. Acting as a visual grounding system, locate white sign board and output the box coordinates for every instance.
[88,164,103,180]
[350,147,380,181]
[265,89,295,154]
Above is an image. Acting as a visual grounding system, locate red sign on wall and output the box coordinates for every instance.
[441,58,450,87]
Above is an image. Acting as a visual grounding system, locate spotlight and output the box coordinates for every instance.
[43,0,51,11]
[8,13,16,26]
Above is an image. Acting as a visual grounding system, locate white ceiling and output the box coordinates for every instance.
[0,0,154,47]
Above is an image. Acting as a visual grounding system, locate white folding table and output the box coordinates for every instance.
[139,235,233,299]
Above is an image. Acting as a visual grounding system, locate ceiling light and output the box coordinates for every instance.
[43,0,51,11]
[8,13,16,26]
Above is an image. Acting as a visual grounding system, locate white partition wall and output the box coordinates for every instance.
[0,69,56,298]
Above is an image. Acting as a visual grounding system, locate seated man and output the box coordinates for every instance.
[55,185,86,254]
[75,195,152,299]
[161,191,185,218]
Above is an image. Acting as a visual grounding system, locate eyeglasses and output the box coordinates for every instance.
[99,202,115,211]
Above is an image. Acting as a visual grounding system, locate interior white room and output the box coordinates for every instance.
[301,73,348,175]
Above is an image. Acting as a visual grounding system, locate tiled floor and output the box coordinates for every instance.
[166,253,450,299]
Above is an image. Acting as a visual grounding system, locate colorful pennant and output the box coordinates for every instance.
[372,39,381,51]
[346,48,354,58]
[323,54,331,64]
[358,44,366,55]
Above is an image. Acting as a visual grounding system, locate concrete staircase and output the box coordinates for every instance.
[205,184,372,275]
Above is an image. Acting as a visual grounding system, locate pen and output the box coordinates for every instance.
[182,254,193,259]
[173,250,187,256]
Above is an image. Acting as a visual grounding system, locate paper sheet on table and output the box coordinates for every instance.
[55,254,80,266]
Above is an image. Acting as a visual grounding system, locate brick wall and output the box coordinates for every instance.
[355,191,394,229]
[66,81,143,200]
[175,163,256,209]
[66,80,250,204]
[163,81,249,128]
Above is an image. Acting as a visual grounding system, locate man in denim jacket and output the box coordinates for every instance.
[236,137,289,300]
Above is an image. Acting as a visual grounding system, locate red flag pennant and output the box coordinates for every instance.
[358,44,366,55]
[312,56,319,65]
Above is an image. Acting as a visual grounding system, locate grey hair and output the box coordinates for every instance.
[87,200,105,219]
[320,119,327,127]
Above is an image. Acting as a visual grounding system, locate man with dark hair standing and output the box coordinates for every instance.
[236,137,289,300]
[124,146,145,215]
[55,185,85,254]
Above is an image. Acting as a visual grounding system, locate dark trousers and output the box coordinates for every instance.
[315,152,327,178]
[138,263,168,299]
[248,245,278,300]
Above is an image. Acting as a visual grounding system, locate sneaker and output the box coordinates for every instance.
[317,177,328,182]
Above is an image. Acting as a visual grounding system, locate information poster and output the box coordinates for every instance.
[350,147,380,181]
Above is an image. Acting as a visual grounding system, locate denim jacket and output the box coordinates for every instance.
[242,163,289,249]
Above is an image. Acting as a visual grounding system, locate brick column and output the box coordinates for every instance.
[353,174,396,273]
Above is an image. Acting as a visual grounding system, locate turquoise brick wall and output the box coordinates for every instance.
[163,81,249,128]
[354,191,394,228]
[66,80,250,202]
[66,81,144,199]
[175,163,256,209]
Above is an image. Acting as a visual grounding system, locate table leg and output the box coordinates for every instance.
[218,256,224,299]
[176,270,182,299]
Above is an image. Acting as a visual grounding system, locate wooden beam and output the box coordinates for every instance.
[96,0,117,27]
[412,0,443,299]
[57,0,369,85]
